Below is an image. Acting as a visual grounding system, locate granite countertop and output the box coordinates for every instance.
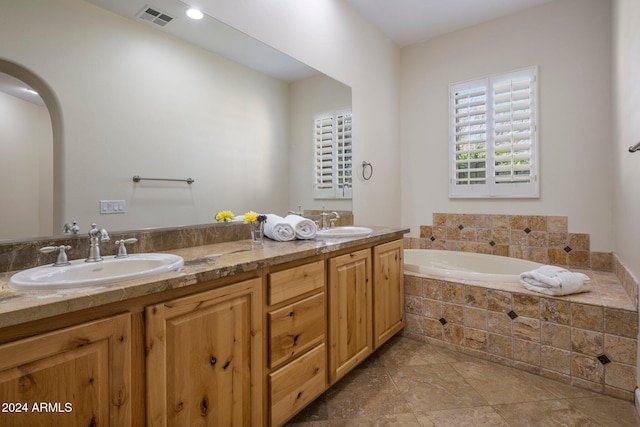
[0,226,408,329]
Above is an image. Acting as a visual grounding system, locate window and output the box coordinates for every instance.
[313,109,353,199]
[449,67,538,198]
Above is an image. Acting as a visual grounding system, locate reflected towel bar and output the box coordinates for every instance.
[133,176,195,184]
[629,141,640,153]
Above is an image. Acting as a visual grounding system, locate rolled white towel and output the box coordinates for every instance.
[263,214,296,242]
[283,215,317,239]
[519,265,591,296]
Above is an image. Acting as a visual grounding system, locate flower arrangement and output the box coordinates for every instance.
[215,210,235,222]
[244,211,267,224]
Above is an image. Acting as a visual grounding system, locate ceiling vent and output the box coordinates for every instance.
[136,6,174,27]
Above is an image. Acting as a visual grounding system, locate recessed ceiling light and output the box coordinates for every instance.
[186,8,204,20]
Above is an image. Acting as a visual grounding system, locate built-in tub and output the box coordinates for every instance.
[404,249,542,283]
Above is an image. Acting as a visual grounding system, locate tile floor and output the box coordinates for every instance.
[286,336,640,426]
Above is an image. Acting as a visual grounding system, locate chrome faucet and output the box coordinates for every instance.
[320,211,341,230]
[86,223,110,262]
[288,205,303,216]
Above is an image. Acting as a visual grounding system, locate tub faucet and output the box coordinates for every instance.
[86,223,110,262]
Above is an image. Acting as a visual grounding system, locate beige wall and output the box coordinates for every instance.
[399,0,613,251]
[198,0,401,227]
[288,74,352,213]
[0,92,52,238]
[0,0,291,235]
[613,0,640,284]
[612,0,640,397]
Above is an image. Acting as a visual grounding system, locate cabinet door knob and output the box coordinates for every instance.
[210,356,217,366]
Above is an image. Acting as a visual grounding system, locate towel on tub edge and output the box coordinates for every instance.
[264,214,296,241]
[519,265,591,296]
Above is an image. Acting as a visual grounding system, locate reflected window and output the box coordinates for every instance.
[313,109,353,199]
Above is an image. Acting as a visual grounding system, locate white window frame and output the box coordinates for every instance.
[313,108,353,199]
[449,66,539,198]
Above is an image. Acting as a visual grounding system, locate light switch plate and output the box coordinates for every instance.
[100,200,125,214]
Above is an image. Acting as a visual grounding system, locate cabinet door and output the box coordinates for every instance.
[145,278,262,427]
[0,313,132,427]
[328,249,372,385]
[373,240,404,349]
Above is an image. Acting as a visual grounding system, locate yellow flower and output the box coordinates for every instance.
[215,210,235,222]
[244,211,258,224]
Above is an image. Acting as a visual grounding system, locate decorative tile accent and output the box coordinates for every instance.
[403,271,638,400]
[409,213,624,274]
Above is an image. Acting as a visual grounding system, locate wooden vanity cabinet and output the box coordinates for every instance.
[327,248,373,385]
[145,278,262,427]
[265,259,327,427]
[0,313,132,427]
[372,240,404,349]
[327,240,404,385]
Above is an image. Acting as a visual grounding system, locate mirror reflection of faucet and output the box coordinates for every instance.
[62,221,80,234]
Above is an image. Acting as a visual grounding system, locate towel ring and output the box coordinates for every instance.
[362,161,373,181]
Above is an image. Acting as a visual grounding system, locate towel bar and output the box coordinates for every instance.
[133,176,194,184]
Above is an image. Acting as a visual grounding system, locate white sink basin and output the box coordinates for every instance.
[316,226,373,239]
[9,253,184,290]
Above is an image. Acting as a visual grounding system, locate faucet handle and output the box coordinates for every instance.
[40,245,72,267]
[114,238,138,258]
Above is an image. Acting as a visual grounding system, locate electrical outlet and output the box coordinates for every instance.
[100,200,125,214]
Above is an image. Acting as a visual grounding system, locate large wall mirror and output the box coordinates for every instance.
[0,0,352,241]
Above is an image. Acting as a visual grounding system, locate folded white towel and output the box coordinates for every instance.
[519,265,591,296]
[263,214,296,242]
[283,214,317,239]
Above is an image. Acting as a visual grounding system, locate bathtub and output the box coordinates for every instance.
[404,249,542,283]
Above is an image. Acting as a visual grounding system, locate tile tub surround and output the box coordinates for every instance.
[407,213,612,271]
[405,212,640,308]
[403,270,638,401]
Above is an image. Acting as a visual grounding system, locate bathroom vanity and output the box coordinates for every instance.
[0,226,407,426]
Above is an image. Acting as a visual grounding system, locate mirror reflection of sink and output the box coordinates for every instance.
[316,226,373,239]
[9,253,184,291]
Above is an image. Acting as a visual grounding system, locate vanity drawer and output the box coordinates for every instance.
[268,293,325,368]
[268,260,324,305]
[269,343,326,427]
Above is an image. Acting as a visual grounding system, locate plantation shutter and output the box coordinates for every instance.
[313,109,353,199]
[492,70,535,192]
[452,82,488,188]
[449,67,538,198]
[314,116,334,197]
[335,112,353,196]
